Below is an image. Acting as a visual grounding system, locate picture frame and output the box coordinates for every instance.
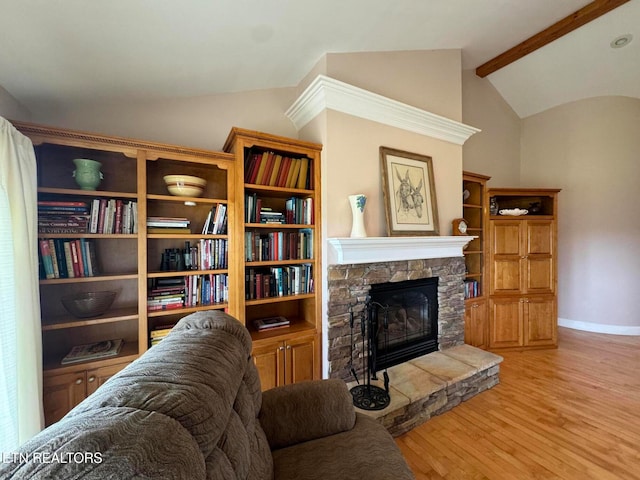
[380,146,439,236]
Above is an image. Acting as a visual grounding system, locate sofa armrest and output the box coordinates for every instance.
[258,379,356,450]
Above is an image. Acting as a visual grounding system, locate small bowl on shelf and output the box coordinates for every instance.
[163,175,206,197]
[61,291,117,318]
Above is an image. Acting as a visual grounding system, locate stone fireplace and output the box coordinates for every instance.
[326,237,502,436]
[326,237,469,382]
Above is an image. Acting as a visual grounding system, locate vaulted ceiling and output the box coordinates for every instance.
[1,0,637,119]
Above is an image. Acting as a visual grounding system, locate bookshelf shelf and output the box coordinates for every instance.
[38,187,139,199]
[146,303,227,318]
[245,184,314,196]
[245,223,314,229]
[245,293,315,306]
[249,320,316,342]
[147,269,229,278]
[39,273,138,285]
[43,341,139,373]
[246,259,314,267]
[146,193,227,205]
[42,307,139,331]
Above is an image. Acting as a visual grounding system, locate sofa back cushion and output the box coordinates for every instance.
[259,379,356,450]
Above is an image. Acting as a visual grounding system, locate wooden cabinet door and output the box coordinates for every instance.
[285,335,317,385]
[524,220,554,294]
[43,371,86,427]
[464,299,488,349]
[86,362,128,396]
[252,341,285,391]
[490,221,522,295]
[489,297,523,348]
[524,296,557,347]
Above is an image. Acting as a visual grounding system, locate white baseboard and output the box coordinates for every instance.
[558,318,640,336]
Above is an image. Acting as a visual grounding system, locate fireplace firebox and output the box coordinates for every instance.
[368,277,439,373]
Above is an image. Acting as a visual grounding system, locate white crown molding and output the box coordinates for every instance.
[285,74,480,145]
[327,236,475,265]
[558,318,640,336]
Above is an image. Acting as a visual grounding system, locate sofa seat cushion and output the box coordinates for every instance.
[271,414,414,480]
[3,406,206,480]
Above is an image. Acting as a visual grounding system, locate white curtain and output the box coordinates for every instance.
[0,117,43,451]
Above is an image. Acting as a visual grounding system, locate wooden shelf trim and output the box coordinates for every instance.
[245,293,315,306]
[42,307,139,331]
[146,194,227,204]
[147,269,229,278]
[40,273,138,284]
[38,187,138,198]
[146,303,227,318]
[245,223,314,229]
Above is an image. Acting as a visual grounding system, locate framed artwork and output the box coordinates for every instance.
[380,146,439,236]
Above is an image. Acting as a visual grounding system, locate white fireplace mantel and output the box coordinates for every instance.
[327,236,475,265]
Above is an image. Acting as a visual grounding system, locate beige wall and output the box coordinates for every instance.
[0,84,31,121]
[323,111,462,238]
[521,96,640,330]
[22,88,299,151]
[461,70,520,186]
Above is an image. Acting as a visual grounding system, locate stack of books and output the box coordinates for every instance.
[149,324,174,346]
[147,277,185,311]
[259,207,285,224]
[253,316,290,331]
[61,339,123,365]
[147,216,190,234]
[38,201,91,234]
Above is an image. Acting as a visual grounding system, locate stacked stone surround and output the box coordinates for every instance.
[327,257,467,381]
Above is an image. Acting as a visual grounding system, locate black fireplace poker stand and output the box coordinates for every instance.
[348,299,391,411]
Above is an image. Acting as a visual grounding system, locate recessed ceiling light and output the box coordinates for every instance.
[611,34,633,49]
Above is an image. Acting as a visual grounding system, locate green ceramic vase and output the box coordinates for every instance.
[73,158,103,190]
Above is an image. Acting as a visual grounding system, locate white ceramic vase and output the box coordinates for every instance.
[349,194,367,238]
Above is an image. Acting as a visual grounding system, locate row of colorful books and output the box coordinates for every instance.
[147,274,229,311]
[244,150,312,189]
[159,239,228,272]
[38,238,99,280]
[244,230,313,262]
[246,264,313,300]
[38,199,138,235]
[464,279,481,299]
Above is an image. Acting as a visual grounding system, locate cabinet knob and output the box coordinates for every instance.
[472,303,479,308]
[279,346,285,351]
[286,345,292,350]
[88,376,96,383]
[519,299,524,303]
[75,378,83,385]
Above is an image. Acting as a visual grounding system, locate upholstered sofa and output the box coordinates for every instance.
[2,311,414,479]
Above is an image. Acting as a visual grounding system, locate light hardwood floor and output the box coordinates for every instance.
[396,327,640,479]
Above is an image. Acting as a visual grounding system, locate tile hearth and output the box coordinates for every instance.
[348,344,503,437]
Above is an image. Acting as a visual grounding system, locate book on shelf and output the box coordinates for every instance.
[253,316,290,331]
[61,339,124,365]
[147,217,190,228]
[147,227,191,234]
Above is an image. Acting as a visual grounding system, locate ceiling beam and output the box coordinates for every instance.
[475,0,632,78]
